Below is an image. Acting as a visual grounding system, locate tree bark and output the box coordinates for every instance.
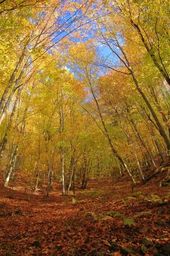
[130,20,170,86]
[59,90,66,195]
[4,145,18,187]
[86,73,136,183]
[130,70,170,152]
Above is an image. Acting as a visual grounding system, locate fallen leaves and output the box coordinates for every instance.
[0,179,169,255]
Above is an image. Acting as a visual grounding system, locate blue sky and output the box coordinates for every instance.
[52,6,122,78]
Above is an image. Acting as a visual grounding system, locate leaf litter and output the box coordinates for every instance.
[0,178,169,256]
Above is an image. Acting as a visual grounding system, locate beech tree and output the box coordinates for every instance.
[0,0,169,190]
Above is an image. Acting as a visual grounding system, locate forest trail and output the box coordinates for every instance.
[0,176,169,256]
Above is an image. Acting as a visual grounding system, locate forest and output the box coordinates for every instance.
[0,0,169,255]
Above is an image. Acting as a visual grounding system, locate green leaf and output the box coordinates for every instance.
[106,211,124,218]
[123,217,135,227]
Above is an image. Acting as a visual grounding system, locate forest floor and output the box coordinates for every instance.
[0,174,169,256]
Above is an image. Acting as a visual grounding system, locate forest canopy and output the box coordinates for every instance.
[0,0,170,192]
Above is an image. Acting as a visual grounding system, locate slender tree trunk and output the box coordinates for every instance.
[67,157,76,193]
[130,20,170,86]
[33,161,40,192]
[127,116,156,167]
[4,145,18,187]
[61,150,65,195]
[81,167,88,189]
[87,74,136,183]
[68,168,74,192]
[0,88,22,157]
[71,167,76,196]
[81,154,91,189]
[135,153,145,181]
[46,162,53,197]
[3,86,31,187]
[59,88,66,195]
[130,71,170,152]
[103,34,170,152]
[0,44,27,118]
[34,172,40,192]
[138,106,165,158]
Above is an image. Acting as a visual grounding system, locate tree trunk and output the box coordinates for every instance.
[104,35,170,152]
[4,145,18,187]
[34,172,40,192]
[59,88,66,195]
[46,163,53,197]
[135,153,145,181]
[0,44,27,119]
[0,88,22,157]
[61,150,65,195]
[130,71,170,152]
[127,115,156,167]
[81,168,88,189]
[130,20,170,86]
[87,74,136,184]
